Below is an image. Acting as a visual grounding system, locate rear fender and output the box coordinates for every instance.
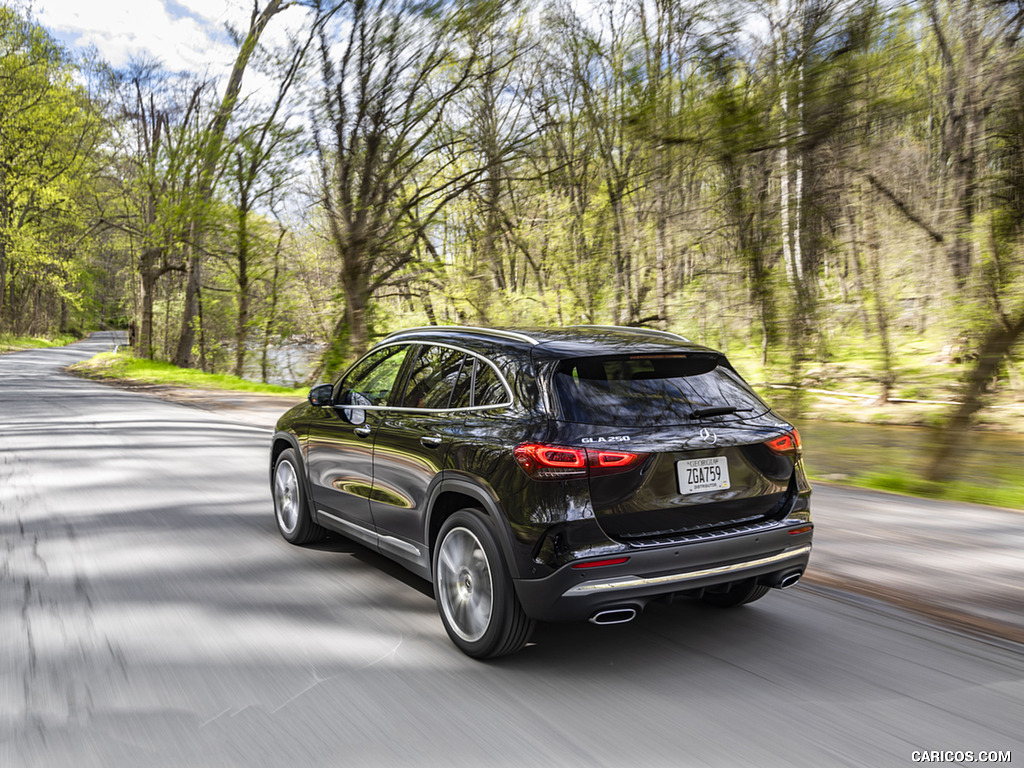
[425,475,523,579]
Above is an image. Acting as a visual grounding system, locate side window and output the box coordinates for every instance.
[398,346,467,409]
[449,358,474,409]
[473,360,508,407]
[337,345,409,406]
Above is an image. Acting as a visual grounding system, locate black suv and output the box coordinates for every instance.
[270,326,812,658]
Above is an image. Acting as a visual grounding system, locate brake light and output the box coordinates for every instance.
[765,428,801,455]
[513,443,648,480]
[513,444,587,479]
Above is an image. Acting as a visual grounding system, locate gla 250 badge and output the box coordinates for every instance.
[581,435,631,444]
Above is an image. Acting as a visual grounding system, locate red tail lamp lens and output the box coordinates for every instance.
[586,448,647,476]
[513,444,648,479]
[513,444,588,479]
[571,557,630,569]
[591,450,641,468]
[766,429,801,455]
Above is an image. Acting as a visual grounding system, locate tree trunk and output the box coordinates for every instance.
[174,238,201,367]
[138,262,158,359]
[655,206,668,328]
[0,166,10,330]
[926,307,1024,481]
[608,187,627,324]
[233,206,250,378]
[865,189,895,404]
[0,239,7,331]
[175,0,286,368]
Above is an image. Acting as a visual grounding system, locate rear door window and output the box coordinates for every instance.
[445,356,511,409]
[397,345,468,410]
[473,361,508,407]
[552,354,769,426]
[449,359,474,409]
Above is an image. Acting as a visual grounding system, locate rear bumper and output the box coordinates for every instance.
[513,524,812,622]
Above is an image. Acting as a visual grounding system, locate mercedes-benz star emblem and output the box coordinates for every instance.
[699,427,718,445]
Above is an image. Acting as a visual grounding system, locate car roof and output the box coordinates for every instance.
[383,325,720,359]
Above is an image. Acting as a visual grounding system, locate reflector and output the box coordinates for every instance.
[571,557,630,569]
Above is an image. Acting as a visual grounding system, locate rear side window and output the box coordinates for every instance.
[473,362,507,407]
[552,354,769,426]
[398,346,467,409]
[447,357,511,409]
[449,359,474,409]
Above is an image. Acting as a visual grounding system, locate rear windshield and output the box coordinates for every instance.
[552,354,770,426]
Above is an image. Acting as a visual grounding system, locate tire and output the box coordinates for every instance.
[699,579,771,608]
[273,448,327,545]
[433,509,534,659]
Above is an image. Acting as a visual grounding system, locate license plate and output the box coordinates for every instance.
[677,456,730,494]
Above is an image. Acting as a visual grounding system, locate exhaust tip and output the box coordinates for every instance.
[589,608,638,625]
[778,571,802,589]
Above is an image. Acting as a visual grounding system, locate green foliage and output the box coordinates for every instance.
[0,4,105,335]
[855,471,1024,511]
[0,332,78,353]
[68,351,305,395]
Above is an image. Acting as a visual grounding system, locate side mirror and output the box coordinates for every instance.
[308,383,334,407]
[337,389,370,425]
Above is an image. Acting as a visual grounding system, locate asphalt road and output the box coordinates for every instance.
[2,333,1022,767]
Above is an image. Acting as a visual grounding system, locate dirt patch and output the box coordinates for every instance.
[803,571,1024,647]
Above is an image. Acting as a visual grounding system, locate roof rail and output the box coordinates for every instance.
[569,325,691,342]
[385,325,540,345]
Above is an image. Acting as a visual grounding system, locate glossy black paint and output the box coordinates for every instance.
[270,326,813,624]
[305,404,379,529]
[370,409,464,566]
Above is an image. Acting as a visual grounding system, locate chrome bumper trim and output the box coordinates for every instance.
[561,545,812,596]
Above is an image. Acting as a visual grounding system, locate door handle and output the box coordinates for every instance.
[353,425,372,438]
[420,435,443,448]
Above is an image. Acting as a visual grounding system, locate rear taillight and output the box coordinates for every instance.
[513,443,648,480]
[512,444,587,479]
[765,428,801,456]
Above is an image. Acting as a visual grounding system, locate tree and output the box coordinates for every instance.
[107,64,206,358]
[311,0,506,375]
[0,5,103,334]
[220,20,315,377]
[173,0,292,368]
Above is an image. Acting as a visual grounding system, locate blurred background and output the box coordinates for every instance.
[2,0,1024,504]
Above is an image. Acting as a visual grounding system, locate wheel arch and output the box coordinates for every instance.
[425,476,522,579]
[270,432,318,520]
[270,431,302,476]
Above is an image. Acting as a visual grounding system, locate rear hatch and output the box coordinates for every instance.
[550,352,800,544]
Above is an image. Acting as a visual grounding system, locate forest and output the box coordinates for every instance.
[2,0,1024,471]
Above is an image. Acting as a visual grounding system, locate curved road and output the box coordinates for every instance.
[2,333,1022,767]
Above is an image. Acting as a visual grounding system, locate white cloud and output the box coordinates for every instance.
[36,0,244,75]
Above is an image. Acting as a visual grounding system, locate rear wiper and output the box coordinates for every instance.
[689,406,753,418]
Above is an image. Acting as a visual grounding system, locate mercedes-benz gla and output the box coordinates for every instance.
[271,326,812,658]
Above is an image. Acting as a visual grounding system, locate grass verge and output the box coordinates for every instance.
[849,471,1024,510]
[1,333,80,354]
[68,351,307,397]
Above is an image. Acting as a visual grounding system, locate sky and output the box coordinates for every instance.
[34,0,304,78]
